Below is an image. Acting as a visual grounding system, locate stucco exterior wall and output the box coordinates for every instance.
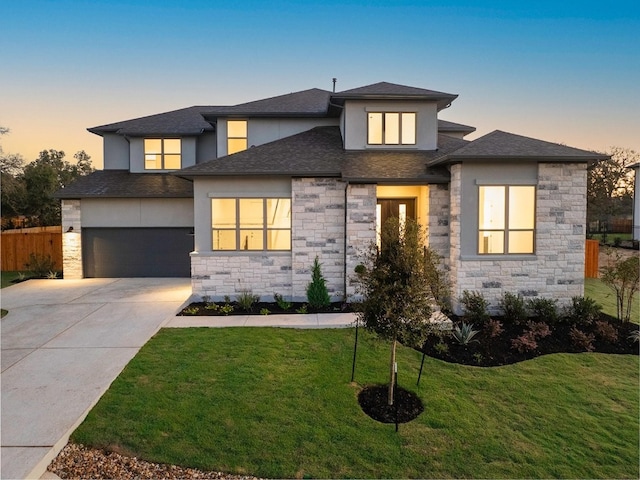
[81,198,194,227]
[449,162,588,314]
[61,199,83,279]
[102,134,130,170]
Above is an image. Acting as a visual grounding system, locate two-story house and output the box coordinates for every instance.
[56,82,606,313]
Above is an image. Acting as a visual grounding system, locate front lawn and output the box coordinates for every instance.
[1,271,28,289]
[71,328,639,479]
[585,277,639,323]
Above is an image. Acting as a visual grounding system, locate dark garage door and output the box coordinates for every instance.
[83,228,193,277]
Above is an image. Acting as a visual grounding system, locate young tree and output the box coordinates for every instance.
[355,217,434,405]
[600,249,640,322]
[306,255,331,309]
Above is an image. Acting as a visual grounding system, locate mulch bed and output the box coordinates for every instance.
[358,384,424,424]
[178,301,352,316]
[420,313,639,367]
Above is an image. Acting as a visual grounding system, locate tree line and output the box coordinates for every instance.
[0,127,94,228]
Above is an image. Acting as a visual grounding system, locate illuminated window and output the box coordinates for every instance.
[367,112,416,145]
[227,120,248,155]
[212,198,291,251]
[478,185,535,254]
[144,138,181,170]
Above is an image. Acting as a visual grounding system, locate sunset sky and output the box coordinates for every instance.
[1,0,639,169]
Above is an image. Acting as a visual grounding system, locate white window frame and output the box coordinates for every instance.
[367,112,416,146]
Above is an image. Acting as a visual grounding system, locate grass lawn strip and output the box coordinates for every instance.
[71,328,639,479]
[584,277,639,323]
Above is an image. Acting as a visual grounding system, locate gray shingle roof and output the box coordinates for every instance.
[428,130,608,166]
[332,82,458,110]
[54,170,193,199]
[88,106,215,136]
[437,119,476,134]
[204,88,335,117]
[176,127,466,183]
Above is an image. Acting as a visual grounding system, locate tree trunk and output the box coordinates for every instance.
[388,337,397,406]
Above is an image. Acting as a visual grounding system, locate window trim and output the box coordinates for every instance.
[227,119,248,155]
[367,112,417,146]
[211,197,291,251]
[477,184,536,255]
[144,138,181,170]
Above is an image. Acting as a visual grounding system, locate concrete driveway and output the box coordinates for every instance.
[1,278,191,480]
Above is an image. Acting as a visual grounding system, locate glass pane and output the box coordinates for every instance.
[164,139,181,154]
[479,231,504,254]
[508,231,534,254]
[479,186,505,230]
[368,113,383,144]
[268,230,291,250]
[228,120,247,138]
[509,186,535,229]
[239,230,263,250]
[401,113,416,144]
[164,154,181,170]
[145,154,160,170]
[239,198,263,228]
[228,138,247,155]
[212,230,236,250]
[266,198,291,228]
[399,203,407,232]
[211,199,236,227]
[384,113,400,144]
[144,139,162,154]
[376,203,382,250]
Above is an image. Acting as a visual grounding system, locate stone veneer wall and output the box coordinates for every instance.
[449,162,587,314]
[345,183,377,299]
[427,184,450,266]
[61,199,83,279]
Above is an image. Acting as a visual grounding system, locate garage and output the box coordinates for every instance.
[83,228,193,277]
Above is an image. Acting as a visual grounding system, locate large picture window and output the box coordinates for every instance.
[212,198,291,251]
[144,138,181,170]
[478,185,535,254]
[367,112,416,145]
[227,120,248,155]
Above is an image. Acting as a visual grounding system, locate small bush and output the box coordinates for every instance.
[296,304,308,314]
[434,342,449,355]
[260,308,270,315]
[204,303,219,311]
[628,330,640,343]
[500,292,527,324]
[451,322,479,345]
[563,296,602,325]
[306,256,331,309]
[569,326,595,352]
[24,253,56,278]
[526,297,559,323]
[236,290,260,312]
[219,304,234,315]
[460,290,490,325]
[525,320,551,339]
[273,293,292,311]
[594,320,619,343]
[486,319,504,338]
[511,331,538,353]
[183,306,199,315]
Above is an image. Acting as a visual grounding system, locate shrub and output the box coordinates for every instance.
[500,292,527,324]
[273,293,292,311]
[451,322,479,345]
[219,304,234,315]
[563,296,602,325]
[434,342,449,355]
[525,320,551,339]
[183,306,199,315]
[295,304,308,314]
[24,253,56,277]
[600,251,640,322]
[569,326,595,352]
[628,330,640,343]
[423,247,452,313]
[486,319,504,338]
[511,331,538,353]
[260,308,270,315]
[306,256,331,309]
[204,302,219,311]
[236,290,260,312]
[526,297,559,323]
[460,290,490,325]
[594,320,619,343]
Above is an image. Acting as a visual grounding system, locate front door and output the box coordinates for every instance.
[376,198,416,247]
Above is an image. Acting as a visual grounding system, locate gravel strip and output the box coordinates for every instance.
[48,443,263,480]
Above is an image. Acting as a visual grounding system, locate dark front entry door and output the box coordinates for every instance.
[376,198,417,247]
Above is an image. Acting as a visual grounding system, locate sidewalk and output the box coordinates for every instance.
[164,311,356,328]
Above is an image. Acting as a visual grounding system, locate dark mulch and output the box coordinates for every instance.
[358,384,424,424]
[421,313,639,367]
[178,301,352,316]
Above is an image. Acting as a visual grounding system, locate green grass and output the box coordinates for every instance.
[72,328,639,479]
[585,277,639,323]
[1,271,28,289]
[588,233,634,243]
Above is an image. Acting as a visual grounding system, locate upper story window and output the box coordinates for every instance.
[144,138,181,170]
[367,112,416,145]
[227,120,248,155]
[478,185,535,254]
[211,197,291,251]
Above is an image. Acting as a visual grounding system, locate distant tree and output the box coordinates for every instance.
[0,127,27,224]
[354,217,434,406]
[587,147,638,231]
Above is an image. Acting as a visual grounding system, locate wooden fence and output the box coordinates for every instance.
[1,227,63,271]
[585,239,599,278]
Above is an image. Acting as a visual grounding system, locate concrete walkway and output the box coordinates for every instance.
[1,278,191,480]
[1,278,355,479]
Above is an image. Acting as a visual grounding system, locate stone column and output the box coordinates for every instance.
[61,199,83,278]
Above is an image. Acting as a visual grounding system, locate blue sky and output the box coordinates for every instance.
[1,0,639,168]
